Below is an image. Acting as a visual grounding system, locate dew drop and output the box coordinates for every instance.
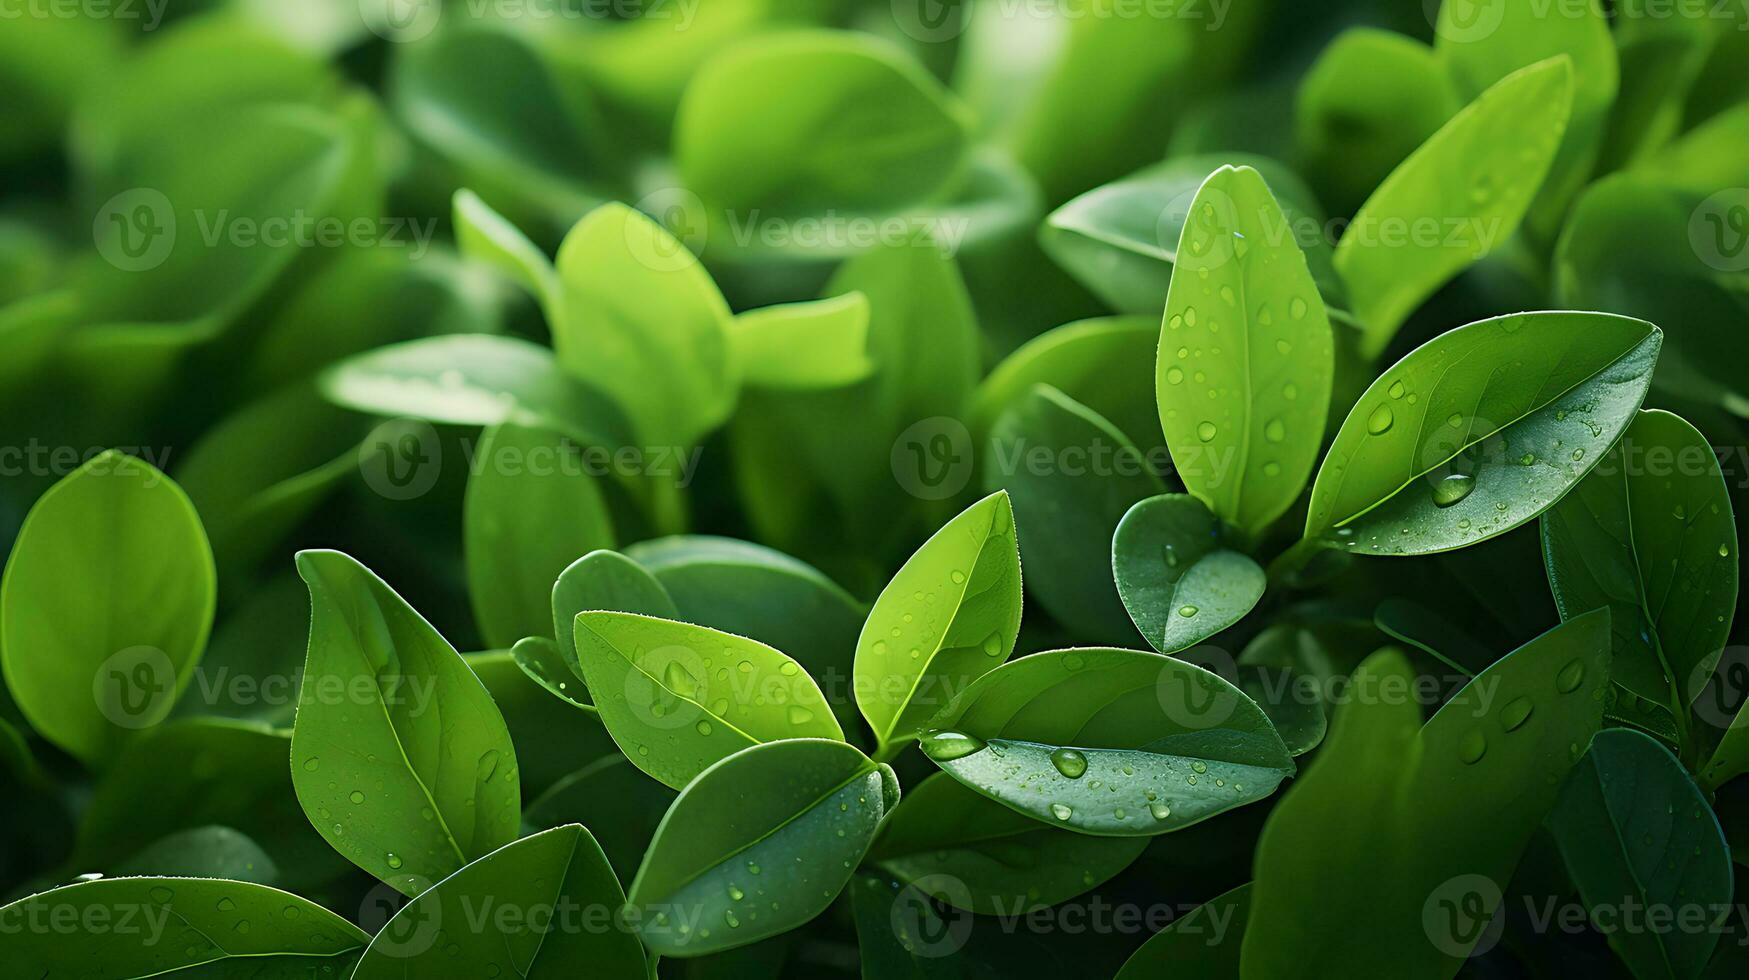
[349,791,365,805]
[919,730,986,762]
[1721,544,1732,558]
[1367,404,1394,435]
[386,853,403,870]
[695,720,713,736]
[1459,729,1487,764]
[1519,453,1535,466]
[1050,803,1073,821]
[1388,381,1406,400]
[1166,366,1184,385]
[1289,297,1309,319]
[787,706,815,726]
[1282,383,1298,400]
[1500,697,1534,732]
[1431,473,1475,508]
[1197,421,1218,442]
[1178,605,1199,618]
[1050,748,1088,779]
[1191,761,1208,774]
[1447,413,1463,428]
[1556,660,1585,693]
[950,570,967,584]
[1149,802,1171,821]
[1264,418,1286,443]
[302,758,319,772]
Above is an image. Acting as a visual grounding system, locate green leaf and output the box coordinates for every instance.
[1041,154,1338,315]
[291,550,520,895]
[628,738,898,958]
[1549,729,1733,980]
[1113,494,1266,654]
[1158,164,1335,534]
[75,718,348,892]
[869,772,1146,914]
[1335,57,1575,357]
[626,536,866,742]
[1556,176,1749,418]
[453,187,558,304]
[1435,0,1617,238]
[731,292,874,391]
[1296,29,1457,216]
[1115,883,1250,980]
[511,636,593,710]
[391,24,610,232]
[319,333,635,449]
[987,385,1164,641]
[1243,611,1612,979]
[1,451,215,766]
[1542,410,1737,712]
[0,877,368,976]
[552,550,680,669]
[573,612,843,789]
[676,30,970,222]
[1306,311,1661,555]
[353,824,647,979]
[553,202,736,447]
[920,648,1294,836]
[525,755,677,883]
[466,422,616,649]
[854,492,1023,754]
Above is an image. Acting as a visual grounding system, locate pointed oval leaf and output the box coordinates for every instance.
[626,536,866,741]
[854,491,1023,753]
[1244,611,1613,980]
[1158,164,1334,534]
[352,824,646,979]
[511,636,593,710]
[629,738,897,958]
[553,202,736,447]
[1550,729,1733,980]
[453,187,557,304]
[1306,311,1661,555]
[1,876,367,976]
[573,612,843,789]
[291,550,520,895]
[1542,410,1737,709]
[1,451,215,766]
[1113,494,1266,654]
[921,648,1294,836]
[1336,57,1575,356]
